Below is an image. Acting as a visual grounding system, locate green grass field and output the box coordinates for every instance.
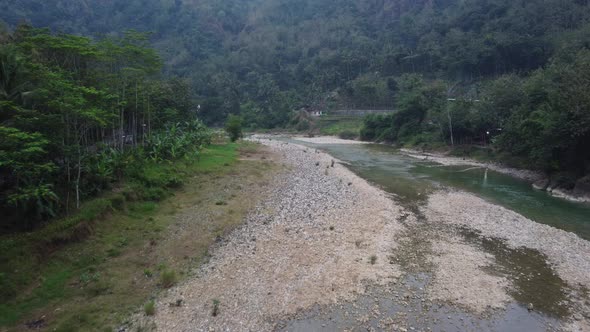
[0,141,277,331]
[318,115,363,138]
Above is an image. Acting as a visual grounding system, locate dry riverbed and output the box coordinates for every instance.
[130,137,590,331]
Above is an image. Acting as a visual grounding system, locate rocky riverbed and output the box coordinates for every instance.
[134,139,404,330]
[131,137,590,331]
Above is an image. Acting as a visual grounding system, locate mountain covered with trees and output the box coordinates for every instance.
[2,0,590,192]
[3,0,589,121]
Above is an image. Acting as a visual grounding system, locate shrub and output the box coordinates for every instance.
[295,120,311,131]
[0,272,16,301]
[212,299,220,317]
[106,248,121,257]
[225,115,243,142]
[84,279,111,297]
[144,300,156,316]
[109,195,126,211]
[135,186,168,202]
[146,120,212,162]
[79,271,100,284]
[160,269,177,288]
[369,255,377,265]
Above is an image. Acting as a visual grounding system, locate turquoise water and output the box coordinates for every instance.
[306,143,590,240]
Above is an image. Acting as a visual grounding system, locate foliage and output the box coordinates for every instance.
[1,0,590,207]
[225,114,243,142]
[146,120,212,162]
[159,269,177,288]
[360,51,590,177]
[360,74,445,143]
[0,143,243,328]
[4,0,590,129]
[144,300,155,316]
[0,27,211,232]
[495,50,590,174]
[212,299,220,317]
[317,115,362,137]
[369,255,377,265]
[338,130,358,140]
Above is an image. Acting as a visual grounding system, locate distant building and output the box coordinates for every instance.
[300,106,324,117]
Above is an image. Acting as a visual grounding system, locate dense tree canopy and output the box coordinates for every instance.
[0,26,211,231]
[2,0,590,126]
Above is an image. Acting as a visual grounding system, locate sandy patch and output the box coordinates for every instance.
[425,190,590,294]
[428,236,512,313]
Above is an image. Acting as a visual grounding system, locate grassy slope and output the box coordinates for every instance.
[0,141,278,331]
[318,115,363,137]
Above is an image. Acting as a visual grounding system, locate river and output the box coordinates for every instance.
[302,142,590,241]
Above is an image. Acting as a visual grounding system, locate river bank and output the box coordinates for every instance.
[131,136,589,331]
[401,148,590,204]
[400,148,543,182]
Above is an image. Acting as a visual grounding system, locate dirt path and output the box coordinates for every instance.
[131,139,590,331]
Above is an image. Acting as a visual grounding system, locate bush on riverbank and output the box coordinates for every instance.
[225,115,244,142]
[0,27,214,233]
[360,53,590,181]
[0,142,249,329]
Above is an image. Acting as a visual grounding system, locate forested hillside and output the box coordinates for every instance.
[0,26,211,232]
[3,0,589,123]
[2,0,590,176]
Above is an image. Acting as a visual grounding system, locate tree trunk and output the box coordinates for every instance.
[447,105,454,147]
[76,144,81,209]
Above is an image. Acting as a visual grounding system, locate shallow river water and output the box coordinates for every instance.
[308,143,590,240]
